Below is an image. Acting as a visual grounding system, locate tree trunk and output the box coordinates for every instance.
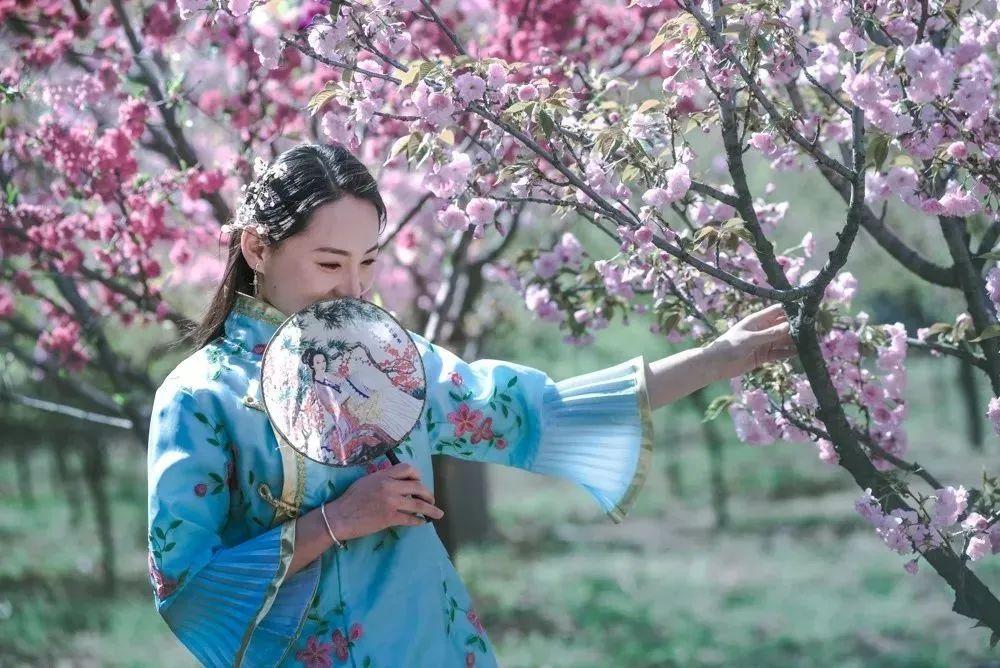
[14,445,34,506]
[958,357,984,450]
[432,456,493,556]
[690,389,729,528]
[83,443,116,595]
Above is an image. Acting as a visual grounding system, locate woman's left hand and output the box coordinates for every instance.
[704,303,798,379]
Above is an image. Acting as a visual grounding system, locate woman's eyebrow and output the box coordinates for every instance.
[314,244,379,255]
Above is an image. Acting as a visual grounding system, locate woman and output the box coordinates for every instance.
[146,142,796,667]
[302,347,396,464]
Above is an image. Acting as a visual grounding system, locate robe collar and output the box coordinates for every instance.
[222,291,288,356]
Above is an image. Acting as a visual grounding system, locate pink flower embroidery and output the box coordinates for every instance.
[295,635,333,668]
[365,460,391,475]
[449,372,464,386]
[448,404,482,438]
[466,652,476,667]
[495,438,507,450]
[349,622,363,641]
[193,483,207,497]
[147,552,178,601]
[466,609,485,634]
[252,342,266,355]
[225,459,238,491]
[330,629,350,663]
[470,418,494,445]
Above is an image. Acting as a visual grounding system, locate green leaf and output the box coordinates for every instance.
[504,100,535,115]
[400,61,425,86]
[969,324,1000,343]
[536,107,555,137]
[386,135,411,165]
[637,99,662,114]
[168,519,183,530]
[866,132,890,171]
[924,322,953,338]
[860,47,887,73]
[155,527,165,539]
[693,226,718,246]
[164,542,176,552]
[194,412,210,425]
[703,394,736,422]
[306,83,338,116]
[507,377,518,387]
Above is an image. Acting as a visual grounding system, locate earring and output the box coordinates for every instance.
[253,262,262,298]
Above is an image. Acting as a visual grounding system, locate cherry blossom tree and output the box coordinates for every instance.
[3,0,1000,639]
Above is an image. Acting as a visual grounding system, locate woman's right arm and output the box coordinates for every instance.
[287,463,444,576]
[148,382,319,667]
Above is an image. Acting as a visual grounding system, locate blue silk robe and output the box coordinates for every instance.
[146,292,654,667]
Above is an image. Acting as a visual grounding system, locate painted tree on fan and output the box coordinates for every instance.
[3,0,1000,641]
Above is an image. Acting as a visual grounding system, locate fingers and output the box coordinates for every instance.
[754,321,792,343]
[394,481,436,505]
[398,496,445,520]
[742,303,788,330]
[393,510,432,526]
[766,343,799,362]
[384,463,421,481]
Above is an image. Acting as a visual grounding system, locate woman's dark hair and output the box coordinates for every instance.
[185,142,388,349]
[301,347,327,370]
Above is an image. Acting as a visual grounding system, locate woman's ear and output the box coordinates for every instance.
[239,229,267,271]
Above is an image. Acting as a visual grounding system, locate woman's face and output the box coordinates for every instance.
[310,353,327,375]
[247,194,381,315]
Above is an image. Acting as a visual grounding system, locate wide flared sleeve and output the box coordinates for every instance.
[412,332,654,523]
[146,380,320,667]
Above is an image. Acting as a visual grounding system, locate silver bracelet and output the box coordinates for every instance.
[319,503,346,550]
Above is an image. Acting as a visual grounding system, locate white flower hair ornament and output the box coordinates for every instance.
[221,158,293,241]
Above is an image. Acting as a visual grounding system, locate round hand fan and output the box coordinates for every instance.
[259,297,426,467]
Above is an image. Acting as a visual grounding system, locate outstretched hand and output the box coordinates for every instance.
[705,303,798,379]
